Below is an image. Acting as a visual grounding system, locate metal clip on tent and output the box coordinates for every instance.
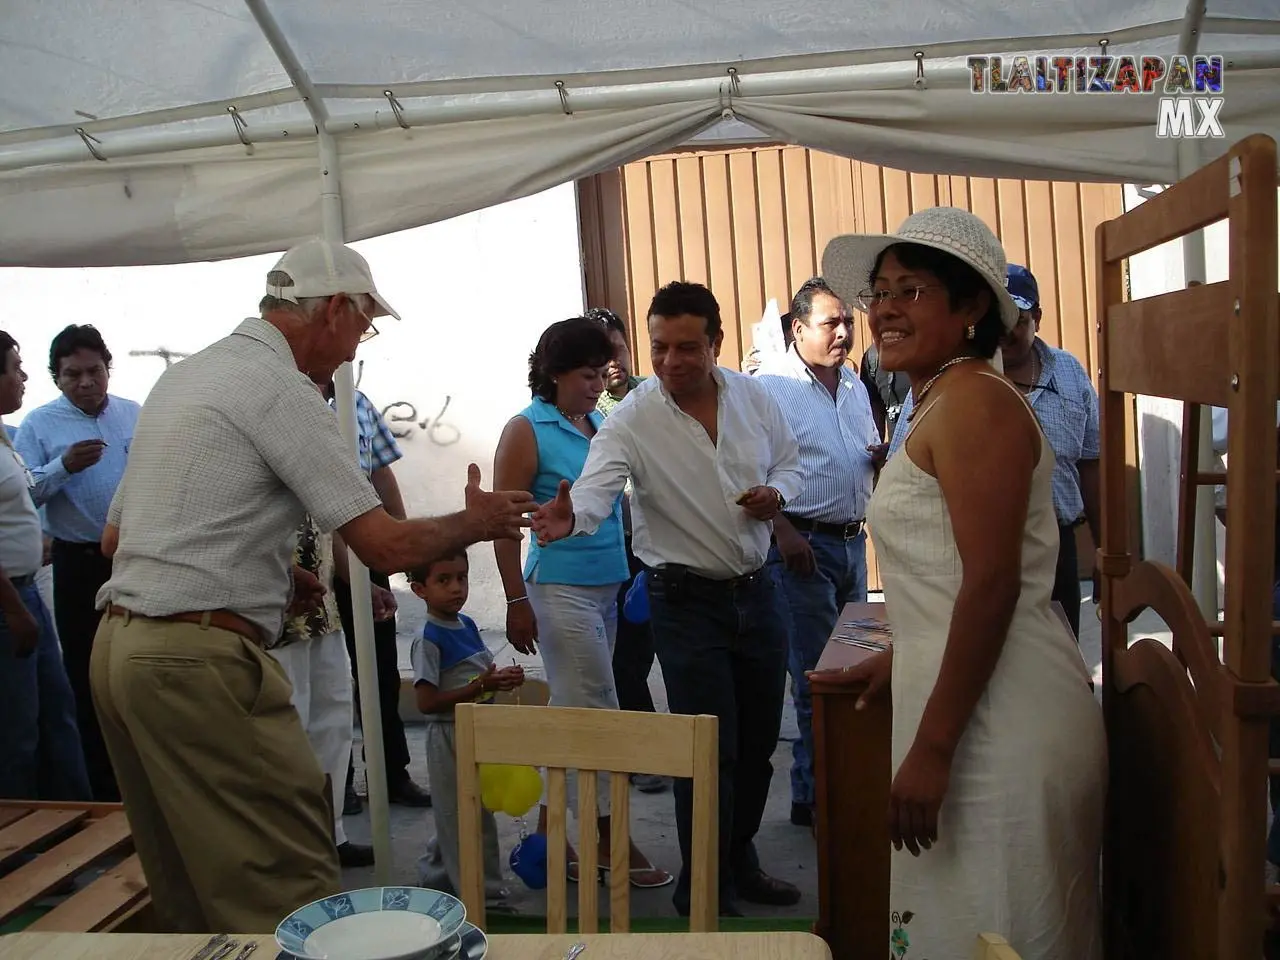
[914,51,927,89]
[555,80,572,115]
[383,89,410,130]
[1098,37,1110,56]
[227,105,251,148]
[727,66,742,97]
[75,127,106,162]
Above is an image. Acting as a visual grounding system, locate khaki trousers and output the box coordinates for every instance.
[90,609,340,933]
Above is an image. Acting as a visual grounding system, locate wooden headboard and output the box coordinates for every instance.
[1095,134,1278,959]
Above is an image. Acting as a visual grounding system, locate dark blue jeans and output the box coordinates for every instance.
[648,566,788,913]
[1268,580,1280,865]
[768,529,868,807]
[0,580,90,800]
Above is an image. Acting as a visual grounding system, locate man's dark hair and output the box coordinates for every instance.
[528,317,614,402]
[789,277,839,326]
[49,324,112,381]
[647,281,722,341]
[0,332,17,362]
[408,549,468,584]
[780,311,795,348]
[869,244,1004,359]
[585,307,628,342]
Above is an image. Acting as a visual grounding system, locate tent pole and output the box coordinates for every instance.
[1171,0,1218,621]
[244,0,393,886]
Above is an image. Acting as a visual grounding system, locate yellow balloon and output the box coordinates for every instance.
[500,766,544,817]
[479,764,509,813]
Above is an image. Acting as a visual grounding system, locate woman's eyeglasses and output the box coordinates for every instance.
[854,284,945,312]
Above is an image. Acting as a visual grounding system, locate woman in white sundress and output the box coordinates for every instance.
[815,207,1106,960]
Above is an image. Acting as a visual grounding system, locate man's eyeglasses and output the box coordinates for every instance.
[854,284,945,312]
[356,309,379,343]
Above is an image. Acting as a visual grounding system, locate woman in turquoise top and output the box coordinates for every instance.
[493,316,671,889]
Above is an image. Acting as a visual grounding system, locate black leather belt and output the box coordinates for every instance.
[648,565,767,588]
[783,514,865,541]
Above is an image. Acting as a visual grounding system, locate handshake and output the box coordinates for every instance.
[463,465,575,547]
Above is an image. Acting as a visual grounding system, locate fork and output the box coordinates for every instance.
[190,934,229,960]
[565,942,588,959]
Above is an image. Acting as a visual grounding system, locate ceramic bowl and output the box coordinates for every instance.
[275,886,466,960]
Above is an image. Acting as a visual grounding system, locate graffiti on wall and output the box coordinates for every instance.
[355,360,461,447]
[129,347,191,369]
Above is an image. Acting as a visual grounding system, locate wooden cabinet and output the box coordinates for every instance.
[810,602,892,960]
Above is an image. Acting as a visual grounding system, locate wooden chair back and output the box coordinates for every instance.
[1095,134,1278,958]
[455,703,718,934]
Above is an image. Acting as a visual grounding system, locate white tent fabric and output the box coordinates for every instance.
[2,0,1279,267]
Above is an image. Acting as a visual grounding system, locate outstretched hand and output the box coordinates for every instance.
[531,479,576,546]
[464,463,536,542]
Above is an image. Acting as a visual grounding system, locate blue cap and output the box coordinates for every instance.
[1006,264,1039,311]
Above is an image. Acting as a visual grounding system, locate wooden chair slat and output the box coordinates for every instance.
[27,854,148,932]
[0,811,133,923]
[0,807,34,831]
[0,810,88,872]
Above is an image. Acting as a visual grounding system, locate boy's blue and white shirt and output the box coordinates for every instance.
[410,612,494,721]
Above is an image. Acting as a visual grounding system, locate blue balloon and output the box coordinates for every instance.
[509,832,548,890]
[623,570,650,624]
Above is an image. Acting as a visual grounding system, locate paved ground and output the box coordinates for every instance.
[338,582,1169,919]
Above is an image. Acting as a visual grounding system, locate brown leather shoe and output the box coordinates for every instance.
[736,869,801,906]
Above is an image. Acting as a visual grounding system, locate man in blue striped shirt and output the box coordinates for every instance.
[15,325,139,801]
[755,277,880,828]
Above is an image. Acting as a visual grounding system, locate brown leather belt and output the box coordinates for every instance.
[106,605,265,648]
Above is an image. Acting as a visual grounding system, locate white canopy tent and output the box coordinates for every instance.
[2,0,1277,886]
[2,0,1280,267]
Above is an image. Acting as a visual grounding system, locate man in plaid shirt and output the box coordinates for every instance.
[327,386,433,809]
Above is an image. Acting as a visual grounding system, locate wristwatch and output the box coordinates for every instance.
[773,488,786,512]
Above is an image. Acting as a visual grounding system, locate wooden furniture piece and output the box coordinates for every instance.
[810,601,892,960]
[974,932,1023,960]
[455,703,719,933]
[0,930,834,959]
[0,801,148,933]
[1095,134,1278,958]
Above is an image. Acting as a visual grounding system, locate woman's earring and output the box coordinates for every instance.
[965,324,976,340]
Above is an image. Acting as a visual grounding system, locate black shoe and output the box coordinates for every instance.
[389,779,433,807]
[344,784,363,816]
[789,802,813,827]
[736,869,801,907]
[337,842,376,868]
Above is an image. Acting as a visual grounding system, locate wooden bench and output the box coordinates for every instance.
[0,801,149,933]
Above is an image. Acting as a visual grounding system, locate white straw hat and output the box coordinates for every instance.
[822,207,1018,331]
[265,237,400,320]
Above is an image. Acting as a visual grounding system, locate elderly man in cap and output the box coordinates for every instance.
[92,238,535,934]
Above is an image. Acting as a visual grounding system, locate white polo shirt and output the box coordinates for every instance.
[0,440,44,579]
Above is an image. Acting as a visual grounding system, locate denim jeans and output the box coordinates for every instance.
[0,580,91,800]
[647,566,787,913]
[1267,580,1280,865]
[768,529,868,808]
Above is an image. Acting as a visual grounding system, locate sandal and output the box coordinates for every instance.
[598,864,675,889]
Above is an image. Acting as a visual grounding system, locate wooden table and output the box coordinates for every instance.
[809,602,892,960]
[0,931,833,959]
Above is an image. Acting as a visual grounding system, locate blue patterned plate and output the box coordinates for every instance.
[275,887,467,960]
[436,921,488,960]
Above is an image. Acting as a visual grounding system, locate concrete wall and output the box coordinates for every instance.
[1,183,585,640]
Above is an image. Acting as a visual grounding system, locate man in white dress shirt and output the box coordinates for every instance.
[532,281,805,916]
[755,278,879,829]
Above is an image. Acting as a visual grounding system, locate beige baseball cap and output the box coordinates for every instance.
[265,237,401,320]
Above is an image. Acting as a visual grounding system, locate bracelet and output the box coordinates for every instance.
[507,596,529,606]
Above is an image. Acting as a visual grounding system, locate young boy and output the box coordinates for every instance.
[409,550,524,902]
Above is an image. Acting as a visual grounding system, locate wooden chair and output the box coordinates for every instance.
[1095,134,1278,958]
[455,703,718,933]
[973,932,1023,959]
[0,800,149,932]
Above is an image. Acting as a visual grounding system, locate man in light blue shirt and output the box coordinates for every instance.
[15,324,139,801]
[756,277,880,828]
